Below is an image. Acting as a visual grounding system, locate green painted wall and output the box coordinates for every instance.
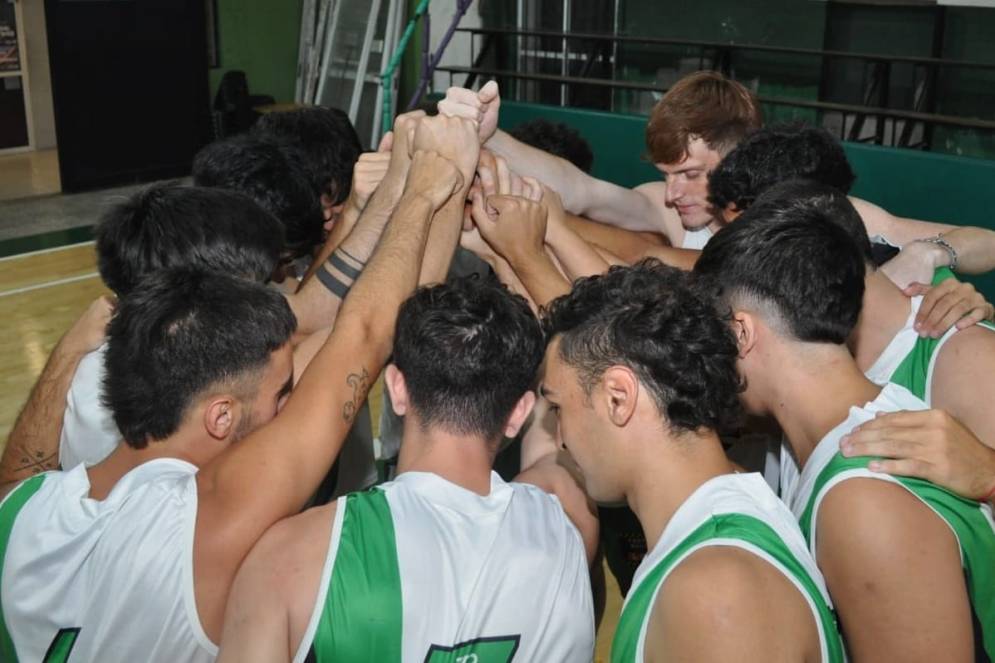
[208,0,303,104]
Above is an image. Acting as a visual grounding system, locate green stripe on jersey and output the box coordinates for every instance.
[610,513,843,663]
[798,452,995,659]
[310,488,403,662]
[0,475,48,663]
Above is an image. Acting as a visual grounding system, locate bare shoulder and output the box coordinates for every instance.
[647,546,817,662]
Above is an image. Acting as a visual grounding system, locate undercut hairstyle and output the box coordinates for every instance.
[542,260,743,434]
[694,195,866,345]
[192,134,324,260]
[645,70,762,166]
[254,106,363,205]
[95,183,283,297]
[753,179,873,264]
[392,276,544,442]
[103,269,297,448]
[509,118,595,173]
[707,123,857,212]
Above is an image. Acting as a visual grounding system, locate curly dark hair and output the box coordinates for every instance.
[541,260,743,435]
[707,123,856,212]
[392,275,544,441]
[254,106,363,205]
[509,118,595,173]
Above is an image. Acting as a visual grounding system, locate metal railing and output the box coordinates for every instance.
[436,27,995,150]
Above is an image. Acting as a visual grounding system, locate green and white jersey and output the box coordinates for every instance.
[610,473,843,663]
[0,459,216,663]
[865,267,995,403]
[295,471,594,663]
[786,383,995,660]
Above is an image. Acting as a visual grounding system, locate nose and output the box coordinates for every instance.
[665,177,684,205]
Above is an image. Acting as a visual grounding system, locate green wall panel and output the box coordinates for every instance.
[208,0,303,104]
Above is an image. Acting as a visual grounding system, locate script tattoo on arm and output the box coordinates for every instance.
[342,367,371,423]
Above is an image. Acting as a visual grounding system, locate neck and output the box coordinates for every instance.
[850,271,912,372]
[86,438,199,501]
[764,344,881,468]
[396,418,496,496]
[705,215,726,235]
[625,428,736,552]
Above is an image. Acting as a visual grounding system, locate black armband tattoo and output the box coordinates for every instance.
[337,246,365,267]
[316,265,352,300]
[328,251,363,280]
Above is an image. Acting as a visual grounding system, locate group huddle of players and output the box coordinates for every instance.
[1,70,993,662]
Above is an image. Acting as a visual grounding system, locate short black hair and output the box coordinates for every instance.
[104,269,297,448]
[707,123,856,212]
[542,260,742,434]
[694,195,866,345]
[392,276,544,442]
[192,134,324,260]
[509,118,594,173]
[95,183,283,297]
[254,106,363,205]
[753,179,874,264]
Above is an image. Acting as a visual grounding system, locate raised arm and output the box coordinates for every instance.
[288,111,425,335]
[439,83,665,233]
[0,295,114,493]
[193,131,468,639]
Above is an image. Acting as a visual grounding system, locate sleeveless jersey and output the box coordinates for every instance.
[0,459,216,663]
[787,383,995,660]
[864,269,995,403]
[60,344,119,470]
[679,226,713,250]
[295,471,594,663]
[611,473,843,663]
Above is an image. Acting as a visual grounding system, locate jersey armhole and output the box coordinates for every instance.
[291,495,348,663]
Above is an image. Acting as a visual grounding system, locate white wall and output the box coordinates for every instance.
[427,2,482,94]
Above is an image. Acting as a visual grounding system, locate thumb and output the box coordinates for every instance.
[487,195,518,215]
[378,131,394,153]
[902,282,929,297]
[479,80,499,103]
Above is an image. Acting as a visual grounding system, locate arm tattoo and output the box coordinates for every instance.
[342,367,371,423]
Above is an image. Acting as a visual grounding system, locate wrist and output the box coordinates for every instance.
[911,235,957,271]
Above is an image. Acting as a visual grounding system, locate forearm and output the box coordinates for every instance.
[941,226,995,275]
[487,130,589,211]
[419,189,470,285]
[291,173,405,334]
[641,244,700,271]
[504,248,572,308]
[1,337,88,483]
[546,221,611,280]
[299,204,361,286]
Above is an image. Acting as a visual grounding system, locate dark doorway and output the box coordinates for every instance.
[44,0,210,192]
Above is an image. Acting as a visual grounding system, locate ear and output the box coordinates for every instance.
[601,366,639,427]
[732,310,759,359]
[203,396,237,441]
[503,390,537,439]
[384,364,409,416]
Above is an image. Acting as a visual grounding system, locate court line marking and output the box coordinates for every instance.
[0,240,95,263]
[0,272,100,298]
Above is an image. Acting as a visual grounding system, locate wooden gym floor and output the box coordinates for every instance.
[0,240,622,659]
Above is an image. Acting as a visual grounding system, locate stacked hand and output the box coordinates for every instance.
[841,409,995,502]
[345,133,393,214]
[903,279,994,338]
[466,150,546,263]
[438,80,501,145]
[403,150,463,211]
[412,114,480,185]
[64,295,116,355]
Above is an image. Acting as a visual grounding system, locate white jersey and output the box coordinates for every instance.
[0,460,216,663]
[613,473,843,662]
[294,471,594,663]
[680,226,713,250]
[60,344,119,470]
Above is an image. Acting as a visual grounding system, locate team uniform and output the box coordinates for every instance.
[611,473,843,663]
[679,226,713,250]
[0,459,216,663]
[60,344,118,470]
[295,471,594,663]
[783,383,995,660]
[864,268,995,402]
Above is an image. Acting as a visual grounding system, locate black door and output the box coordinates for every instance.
[45,0,210,192]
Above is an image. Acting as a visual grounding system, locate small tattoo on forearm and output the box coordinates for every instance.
[342,367,371,423]
[12,448,58,476]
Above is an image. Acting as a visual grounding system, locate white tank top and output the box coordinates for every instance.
[294,471,595,662]
[60,343,119,470]
[0,459,216,662]
[680,226,714,250]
